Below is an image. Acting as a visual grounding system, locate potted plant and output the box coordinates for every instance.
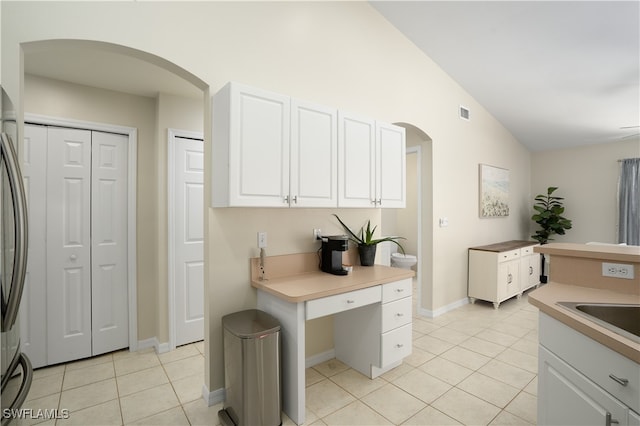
[333,214,405,266]
[531,186,572,282]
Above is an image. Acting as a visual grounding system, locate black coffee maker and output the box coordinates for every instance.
[320,235,349,275]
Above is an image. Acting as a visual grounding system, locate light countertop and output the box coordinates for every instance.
[529,283,640,363]
[251,264,414,303]
[529,243,640,363]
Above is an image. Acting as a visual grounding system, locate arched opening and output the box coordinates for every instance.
[19,39,208,363]
[383,122,433,317]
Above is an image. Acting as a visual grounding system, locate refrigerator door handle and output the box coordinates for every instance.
[0,133,29,333]
[1,353,33,426]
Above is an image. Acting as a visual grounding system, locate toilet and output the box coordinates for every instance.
[390,252,417,270]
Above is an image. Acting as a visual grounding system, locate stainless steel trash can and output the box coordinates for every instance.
[218,309,281,426]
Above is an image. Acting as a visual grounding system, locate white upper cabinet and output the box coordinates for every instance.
[212,82,290,207]
[212,82,405,208]
[376,121,406,208]
[290,99,338,208]
[337,112,376,208]
[338,112,406,208]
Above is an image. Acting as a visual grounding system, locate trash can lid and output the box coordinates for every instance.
[222,309,281,338]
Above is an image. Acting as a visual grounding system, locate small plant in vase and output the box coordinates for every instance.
[333,214,405,266]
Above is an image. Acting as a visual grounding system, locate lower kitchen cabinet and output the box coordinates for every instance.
[468,240,540,308]
[538,313,639,425]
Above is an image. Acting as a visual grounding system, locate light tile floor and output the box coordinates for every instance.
[20,282,539,425]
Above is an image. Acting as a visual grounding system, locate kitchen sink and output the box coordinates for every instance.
[557,302,640,344]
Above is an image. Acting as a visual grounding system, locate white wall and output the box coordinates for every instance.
[2,1,532,395]
[531,138,640,244]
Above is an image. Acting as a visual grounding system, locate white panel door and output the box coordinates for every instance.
[338,112,376,207]
[91,131,129,355]
[46,127,92,365]
[376,122,405,208]
[19,124,48,368]
[290,99,337,208]
[174,136,204,346]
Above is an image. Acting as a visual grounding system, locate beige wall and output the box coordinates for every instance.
[531,138,640,244]
[2,2,533,394]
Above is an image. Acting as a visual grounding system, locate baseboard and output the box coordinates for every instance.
[305,349,335,368]
[418,297,469,318]
[137,337,170,354]
[202,384,225,407]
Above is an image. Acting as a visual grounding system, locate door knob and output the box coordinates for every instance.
[70,254,77,261]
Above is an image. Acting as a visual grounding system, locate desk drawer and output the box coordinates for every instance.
[380,323,412,366]
[382,278,412,303]
[306,286,381,320]
[381,297,412,333]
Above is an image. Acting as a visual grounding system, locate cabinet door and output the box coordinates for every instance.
[498,259,519,301]
[539,346,629,426]
[521,253,540,291]
[376,122,405,208]
[290,99,337,207]
[46,127,92,365]
[338,111,376,207]
[226,83,290,207]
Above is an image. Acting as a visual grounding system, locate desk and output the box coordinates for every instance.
[251,254,414,425]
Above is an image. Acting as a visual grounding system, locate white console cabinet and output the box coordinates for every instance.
[538,313,639,425]
[468,240,540,308]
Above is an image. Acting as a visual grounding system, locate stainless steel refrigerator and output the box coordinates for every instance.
[1,88,33,425]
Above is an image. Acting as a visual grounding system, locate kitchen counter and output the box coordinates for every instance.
[529,283,640,363]
[529,243,640,362]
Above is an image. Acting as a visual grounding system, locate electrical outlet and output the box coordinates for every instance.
[257,231,267,248]
[313,229,322,241]
[602,262,634,279]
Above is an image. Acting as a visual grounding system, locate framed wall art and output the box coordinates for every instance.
[479,164,509,217]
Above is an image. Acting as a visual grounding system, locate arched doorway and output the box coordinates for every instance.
[20,39,208,358]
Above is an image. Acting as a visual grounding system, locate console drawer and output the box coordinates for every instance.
[306,286,381,320]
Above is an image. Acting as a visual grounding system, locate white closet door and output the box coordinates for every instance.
[46,127,92,365]
[91,131,129,355]
[19,124,48,368]
[174,137,204,346]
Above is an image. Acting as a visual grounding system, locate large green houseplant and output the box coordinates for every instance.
[333,214,405,266]
[531,186,572,282]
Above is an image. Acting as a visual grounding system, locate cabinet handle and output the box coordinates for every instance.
[346,299,355,304]
[608,374,629,386]
[284,195,289,203]
[529,266,533,275]
[371,199,377,205]
[70,255,77,261]
[606,412,619,426]
[395,288,405,293]
[292,195,298,204]
[396,343,404,348]
[395,313,404,317]
[378,199,382,206]
[507,273,513,284]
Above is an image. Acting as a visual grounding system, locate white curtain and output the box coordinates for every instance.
[618,158,640,245]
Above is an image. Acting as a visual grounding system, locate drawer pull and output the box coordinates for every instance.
[346,299,355,304]
[395,313,404,317]
[395,288,405,293]
[396,343,404,348]
[608,374,629,386]
[606,412,619,426]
